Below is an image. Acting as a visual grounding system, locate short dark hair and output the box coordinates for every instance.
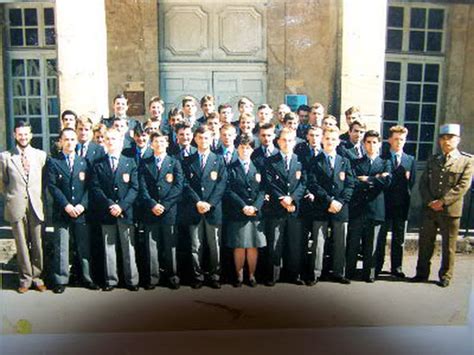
[112,117,128,126]
[133,123,147,137]
[218,103,232,113]
[113,94,127,103]
[206,112,219,121]
[60,127,77,139]
[149,131,168,142]
[61,110,77,120]
[238,133,255,148]
[14,120,32,131]
[349,120,366,131]
[257,104,273,111]
[296,104,310,113]
[283,112,299,123]
[175,122,192,134]
[168,107,184,119]
[194,125,210,137]
[259,123,275,131]
[363,130,381,142]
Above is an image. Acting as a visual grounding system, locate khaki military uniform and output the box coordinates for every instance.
[416,149,473,281]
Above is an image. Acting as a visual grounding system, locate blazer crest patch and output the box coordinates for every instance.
[122,173,130,183]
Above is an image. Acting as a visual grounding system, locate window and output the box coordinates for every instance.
[382,4,445,162]
[5,4,58,151]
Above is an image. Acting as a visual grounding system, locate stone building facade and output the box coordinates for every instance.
[0,0,473,224]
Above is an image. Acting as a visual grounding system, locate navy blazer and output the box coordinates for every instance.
[47,154,89,224]
[168,144,197,161]
[181,151,228,225]
[349,155,391,222]
[215,147,239,168]
[382,151,416,220]
[224,160,265,221]
[76,141,106,166]
[337,140,363,163]
[122,145,153,165]
[306,153,355,222]
[251,145,280,172]
[139,155,184,225]
[263,153,306,218]
[294,142,321,171]
[90,155,138,225]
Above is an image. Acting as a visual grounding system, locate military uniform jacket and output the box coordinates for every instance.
[350,155,391,222]
[306,153,355,222]
[90,155,138,225]
[224,160,265,221]
[47,154,89,224]
[263,153,306,218]
[382,151,416,220]
[182,151,228,225]
[419,150,473,218]
[139,155,184,225]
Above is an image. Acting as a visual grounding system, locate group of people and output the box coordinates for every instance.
[0,93,472,294]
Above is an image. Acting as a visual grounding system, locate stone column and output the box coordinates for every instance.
[56,0,109,122]
[340,0,387,131]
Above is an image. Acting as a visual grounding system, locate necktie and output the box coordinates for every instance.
[225,150,232,165]
[111,156,117,172]
[21,151,30,176]
[156,156,162,170]
[355,145,361,158]
[182,148,189,158]
[328,155,334,171]
[200,154,206,171]
[80,144,86,158]
[67,154,74,172]
[395,154,401,168]
[265,147,270,158]
[284,155,290,171]
[243,161,249,174]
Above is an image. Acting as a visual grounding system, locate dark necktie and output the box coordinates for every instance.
[111,157,118,172]
[156,156,162,171]
[243,161,249,174]
[67,154,74,172]
[21,151,30,176]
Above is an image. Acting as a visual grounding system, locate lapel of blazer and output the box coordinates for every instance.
[58,154,72,177]
[273,153,288,179]
[333,155,343,175]
[317,154,332,178]
[145,156,158,179]
[188,153,202,177]
[202,152,217,179]
[158,155,172,179]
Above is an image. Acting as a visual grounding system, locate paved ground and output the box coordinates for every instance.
[1,255,472,334]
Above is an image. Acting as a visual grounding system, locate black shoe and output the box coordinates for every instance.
[410,275,428,283]
[437,279,450,288]
[306,278,318,286]
[233,279,243,288]
[365,277,375,283]
[53,285,66,294]
[169,280,180,290]
[127,285,139,292]
[209,280,221,289]
[334,276,351,285]
[293,278,305,286]
[85,282,100,290]
[102,285,114,292]
[248,278,258,288]
[391,271,406,278]
[191,281,203,289]
[144,284,156,290]
[265,280,276,287]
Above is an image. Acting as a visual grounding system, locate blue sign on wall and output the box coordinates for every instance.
[285,94,308,112]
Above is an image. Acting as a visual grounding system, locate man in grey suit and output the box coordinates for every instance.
[0,121,47,293]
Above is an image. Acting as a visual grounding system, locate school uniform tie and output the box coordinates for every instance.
[156,156,162,171]
[284,155,290,171]
[225,150,232,165]
[110,156,118,172]
[20,151,30,177]
[200,154,207,171]
[395,153,401,168]
[242,161,250,174]
[67,154,74,173]
[182,148,189,158]
[327,155,334,172]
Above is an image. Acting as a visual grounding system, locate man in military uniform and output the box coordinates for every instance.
[413,123,473,287]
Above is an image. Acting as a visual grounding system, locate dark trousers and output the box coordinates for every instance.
[189,219,221,282]
[265,216,304,282]
[144,223,179,285]
[416,210,460,281]
[375,216,407,274]
[346,215,381,280]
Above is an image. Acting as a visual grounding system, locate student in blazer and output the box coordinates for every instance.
[47,128,98,293]
[263,128,306,286]
[139,131,184,290]
[90,128,139,291]
[346,130,391,283]
[181,126,227,289]
[306,127,354,285]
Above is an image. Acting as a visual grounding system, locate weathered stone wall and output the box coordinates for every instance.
[267,0,340,113]
[105,0,159,119]
[444,4,474,154]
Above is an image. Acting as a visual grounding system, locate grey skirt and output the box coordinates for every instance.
[225,220,267,249]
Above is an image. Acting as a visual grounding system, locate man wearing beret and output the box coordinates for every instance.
[413,123,473,287]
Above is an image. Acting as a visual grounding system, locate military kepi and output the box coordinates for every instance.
[439,123,460,136]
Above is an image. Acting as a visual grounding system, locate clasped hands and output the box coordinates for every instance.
[64,204,85,218]
[196,201,212,214]
[428,199,443,212]
[279,196,296,213]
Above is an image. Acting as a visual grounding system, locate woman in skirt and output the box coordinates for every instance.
[225,134,266,287]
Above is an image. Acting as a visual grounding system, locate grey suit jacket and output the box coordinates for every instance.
[0,146,47,223]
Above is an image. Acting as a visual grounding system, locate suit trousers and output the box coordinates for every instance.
[189,219,221,282]
[346,215,381,280]
[375,217,407,274]
[266,216,304,282]
[101,222,139,286]
[52,222,93,285]
[416,210,460,281]
[12,204,44,288]
[311,221,347,279]
[144,223,179,286]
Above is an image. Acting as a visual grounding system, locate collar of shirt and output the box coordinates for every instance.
[63,152,76,160]
[280,152,292,162]
[198,152,209,161]
[391,150,402,159]
[223,146,234,154]
[445,149,461,160]
[264,144,275,154]
[154,153,167,162]
[322,151,336,160]
[108,153,120,161]
[367,154,378,164]
[17,145,32,154]
[239,158,251,167]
